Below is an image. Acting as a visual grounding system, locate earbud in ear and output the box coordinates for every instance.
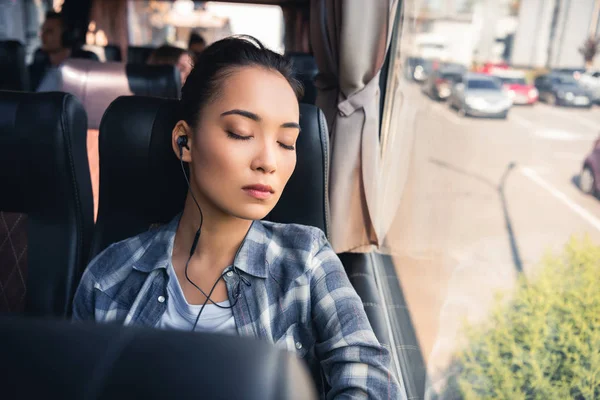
[177,136,190,155]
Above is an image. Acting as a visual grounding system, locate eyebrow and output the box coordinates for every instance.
[221,109,300,131]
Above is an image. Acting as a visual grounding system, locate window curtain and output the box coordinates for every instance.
[89,0,128,61]
[310,0,399,253]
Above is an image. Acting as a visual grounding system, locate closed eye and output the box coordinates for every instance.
[226,131,252,140]
[279,142,295,151]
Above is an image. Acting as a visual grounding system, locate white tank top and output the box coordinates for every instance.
[158,262,236,333]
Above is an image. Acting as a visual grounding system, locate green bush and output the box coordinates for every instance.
[447,237,600,400]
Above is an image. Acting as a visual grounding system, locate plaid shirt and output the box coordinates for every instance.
[72,215,403,399]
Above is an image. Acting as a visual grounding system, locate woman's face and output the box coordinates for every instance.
[176,66,300,221]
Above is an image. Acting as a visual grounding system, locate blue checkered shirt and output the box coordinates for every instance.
[72,215,403,399]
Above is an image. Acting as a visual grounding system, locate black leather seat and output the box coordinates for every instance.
[89,97,329,258]
[104,44,122,62]
[286,52,318,105]
[72,48,101,62]
[0,40,30,91]
[127,45,155,64]
[59,59,181,128]
[58,59,181,219]
[0,316,317,400]
[0,91,94,317]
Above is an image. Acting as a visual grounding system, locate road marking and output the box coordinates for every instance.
[429,101,464,125]
[536,104,599,131]
[533,129,591,141]
[553,152,585,160]
[509,113,535,129]
[521,167,600,232]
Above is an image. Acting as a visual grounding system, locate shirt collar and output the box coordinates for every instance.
[133,214,269,279]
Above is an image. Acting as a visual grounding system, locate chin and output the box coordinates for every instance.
[227,203,275,221]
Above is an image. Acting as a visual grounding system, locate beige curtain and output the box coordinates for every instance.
[310,0,399,253]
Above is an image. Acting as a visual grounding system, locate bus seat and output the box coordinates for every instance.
[0,316,317,400]
[338,253,392,350]
[127,45,155,64]
[286,52,318,105]
[0,40,30,91]
[71,48,101,62]
[59,59,181,219]
[0,91,94,317]
[88,96,329,258]
[104,44,122,62]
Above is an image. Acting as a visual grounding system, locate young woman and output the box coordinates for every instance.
[73,36,402,399]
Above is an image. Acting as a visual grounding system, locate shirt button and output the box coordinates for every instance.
[226,271,234,278]
[157,295,165,303]
[295,342,303,350]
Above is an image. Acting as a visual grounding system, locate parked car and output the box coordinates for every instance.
[578,70,600,104]
[534,74,592,108]
[421,69,464,100]
[405,57,434,83]
[493,70,538,105]
[580,136,600,196]
[551,67,586,81]
[448,73,512,118]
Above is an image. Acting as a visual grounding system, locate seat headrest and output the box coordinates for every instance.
[0,41,29,91]
[286,52,318,105]
[90,96,329,258]
[0,91,94,316]
[104,44,122,62]
[0,91,92,215]
[71,48,101,62]
[127,45,155,64]
[59,59,180,129]
[0,316,318,400]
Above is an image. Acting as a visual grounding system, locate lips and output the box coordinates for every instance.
[242,184,274,200]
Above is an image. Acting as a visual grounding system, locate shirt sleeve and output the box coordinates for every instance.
[71,262,97,321]
[310,233,404,399]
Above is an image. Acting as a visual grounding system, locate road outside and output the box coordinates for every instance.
[386,83,600,395]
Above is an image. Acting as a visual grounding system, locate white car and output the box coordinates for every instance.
[579,71,600,104]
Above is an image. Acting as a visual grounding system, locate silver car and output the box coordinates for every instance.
[448,73,513,118]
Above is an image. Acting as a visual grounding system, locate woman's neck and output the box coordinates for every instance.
[174,193,253,272]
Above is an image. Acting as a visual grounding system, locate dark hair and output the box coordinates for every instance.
[45,11,64,24]
[180,35,303,129]
[147,44,189,66]
[188,32,206,48]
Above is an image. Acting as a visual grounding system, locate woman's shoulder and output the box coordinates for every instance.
[257,220,341,281]
[258,220,328,252]
[84,227,168,288]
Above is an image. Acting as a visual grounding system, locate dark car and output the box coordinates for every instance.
[551,67,586,81]
[421,69,464,100]
[581,136,600,196]
[534,74,591,108]
[405,57,434,83]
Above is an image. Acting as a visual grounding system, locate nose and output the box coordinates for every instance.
[251,140,277,174]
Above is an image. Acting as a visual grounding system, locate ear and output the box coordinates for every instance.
[172,120,193,162]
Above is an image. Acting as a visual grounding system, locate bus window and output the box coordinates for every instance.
[127,1,285,53]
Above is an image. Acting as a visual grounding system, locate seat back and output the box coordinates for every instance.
[104,44,122,62]
[58,59,181,219]
[286,52,318,105]
[127,45,155,64]
[0,91,94,317]
[90,96,329,258]
[59,59,181,129]
[0,316,317,400]
[0,40,29,91]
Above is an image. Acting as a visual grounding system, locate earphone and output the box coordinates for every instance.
[176,134,251,331]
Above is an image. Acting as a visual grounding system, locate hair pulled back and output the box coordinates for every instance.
[179,35,303,129]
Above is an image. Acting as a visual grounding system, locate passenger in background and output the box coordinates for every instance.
[188,32,206,56]
[29,12,71,91]
[147,45,194,86]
